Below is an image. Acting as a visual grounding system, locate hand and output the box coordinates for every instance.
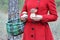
[20,16,27,21]
[20,12,28,21]
[31,15,43,21]
[30,8,37,13]
[30,13,36,19]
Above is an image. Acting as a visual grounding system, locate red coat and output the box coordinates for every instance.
[20,0,58,40]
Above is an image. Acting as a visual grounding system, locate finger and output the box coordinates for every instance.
[20,17,25,20]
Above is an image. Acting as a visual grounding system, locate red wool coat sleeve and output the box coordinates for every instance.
[41,0,58,22]
[20,0,27,17]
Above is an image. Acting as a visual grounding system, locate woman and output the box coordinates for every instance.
[20,0,58,40]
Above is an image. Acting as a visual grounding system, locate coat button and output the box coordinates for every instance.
[31,35,34,37]
[32,28,34,30]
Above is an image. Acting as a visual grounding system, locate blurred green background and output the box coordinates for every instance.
[0,0,60,12]
[0,0,60,40]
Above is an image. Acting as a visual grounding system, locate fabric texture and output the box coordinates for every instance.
[20,0,58,40]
